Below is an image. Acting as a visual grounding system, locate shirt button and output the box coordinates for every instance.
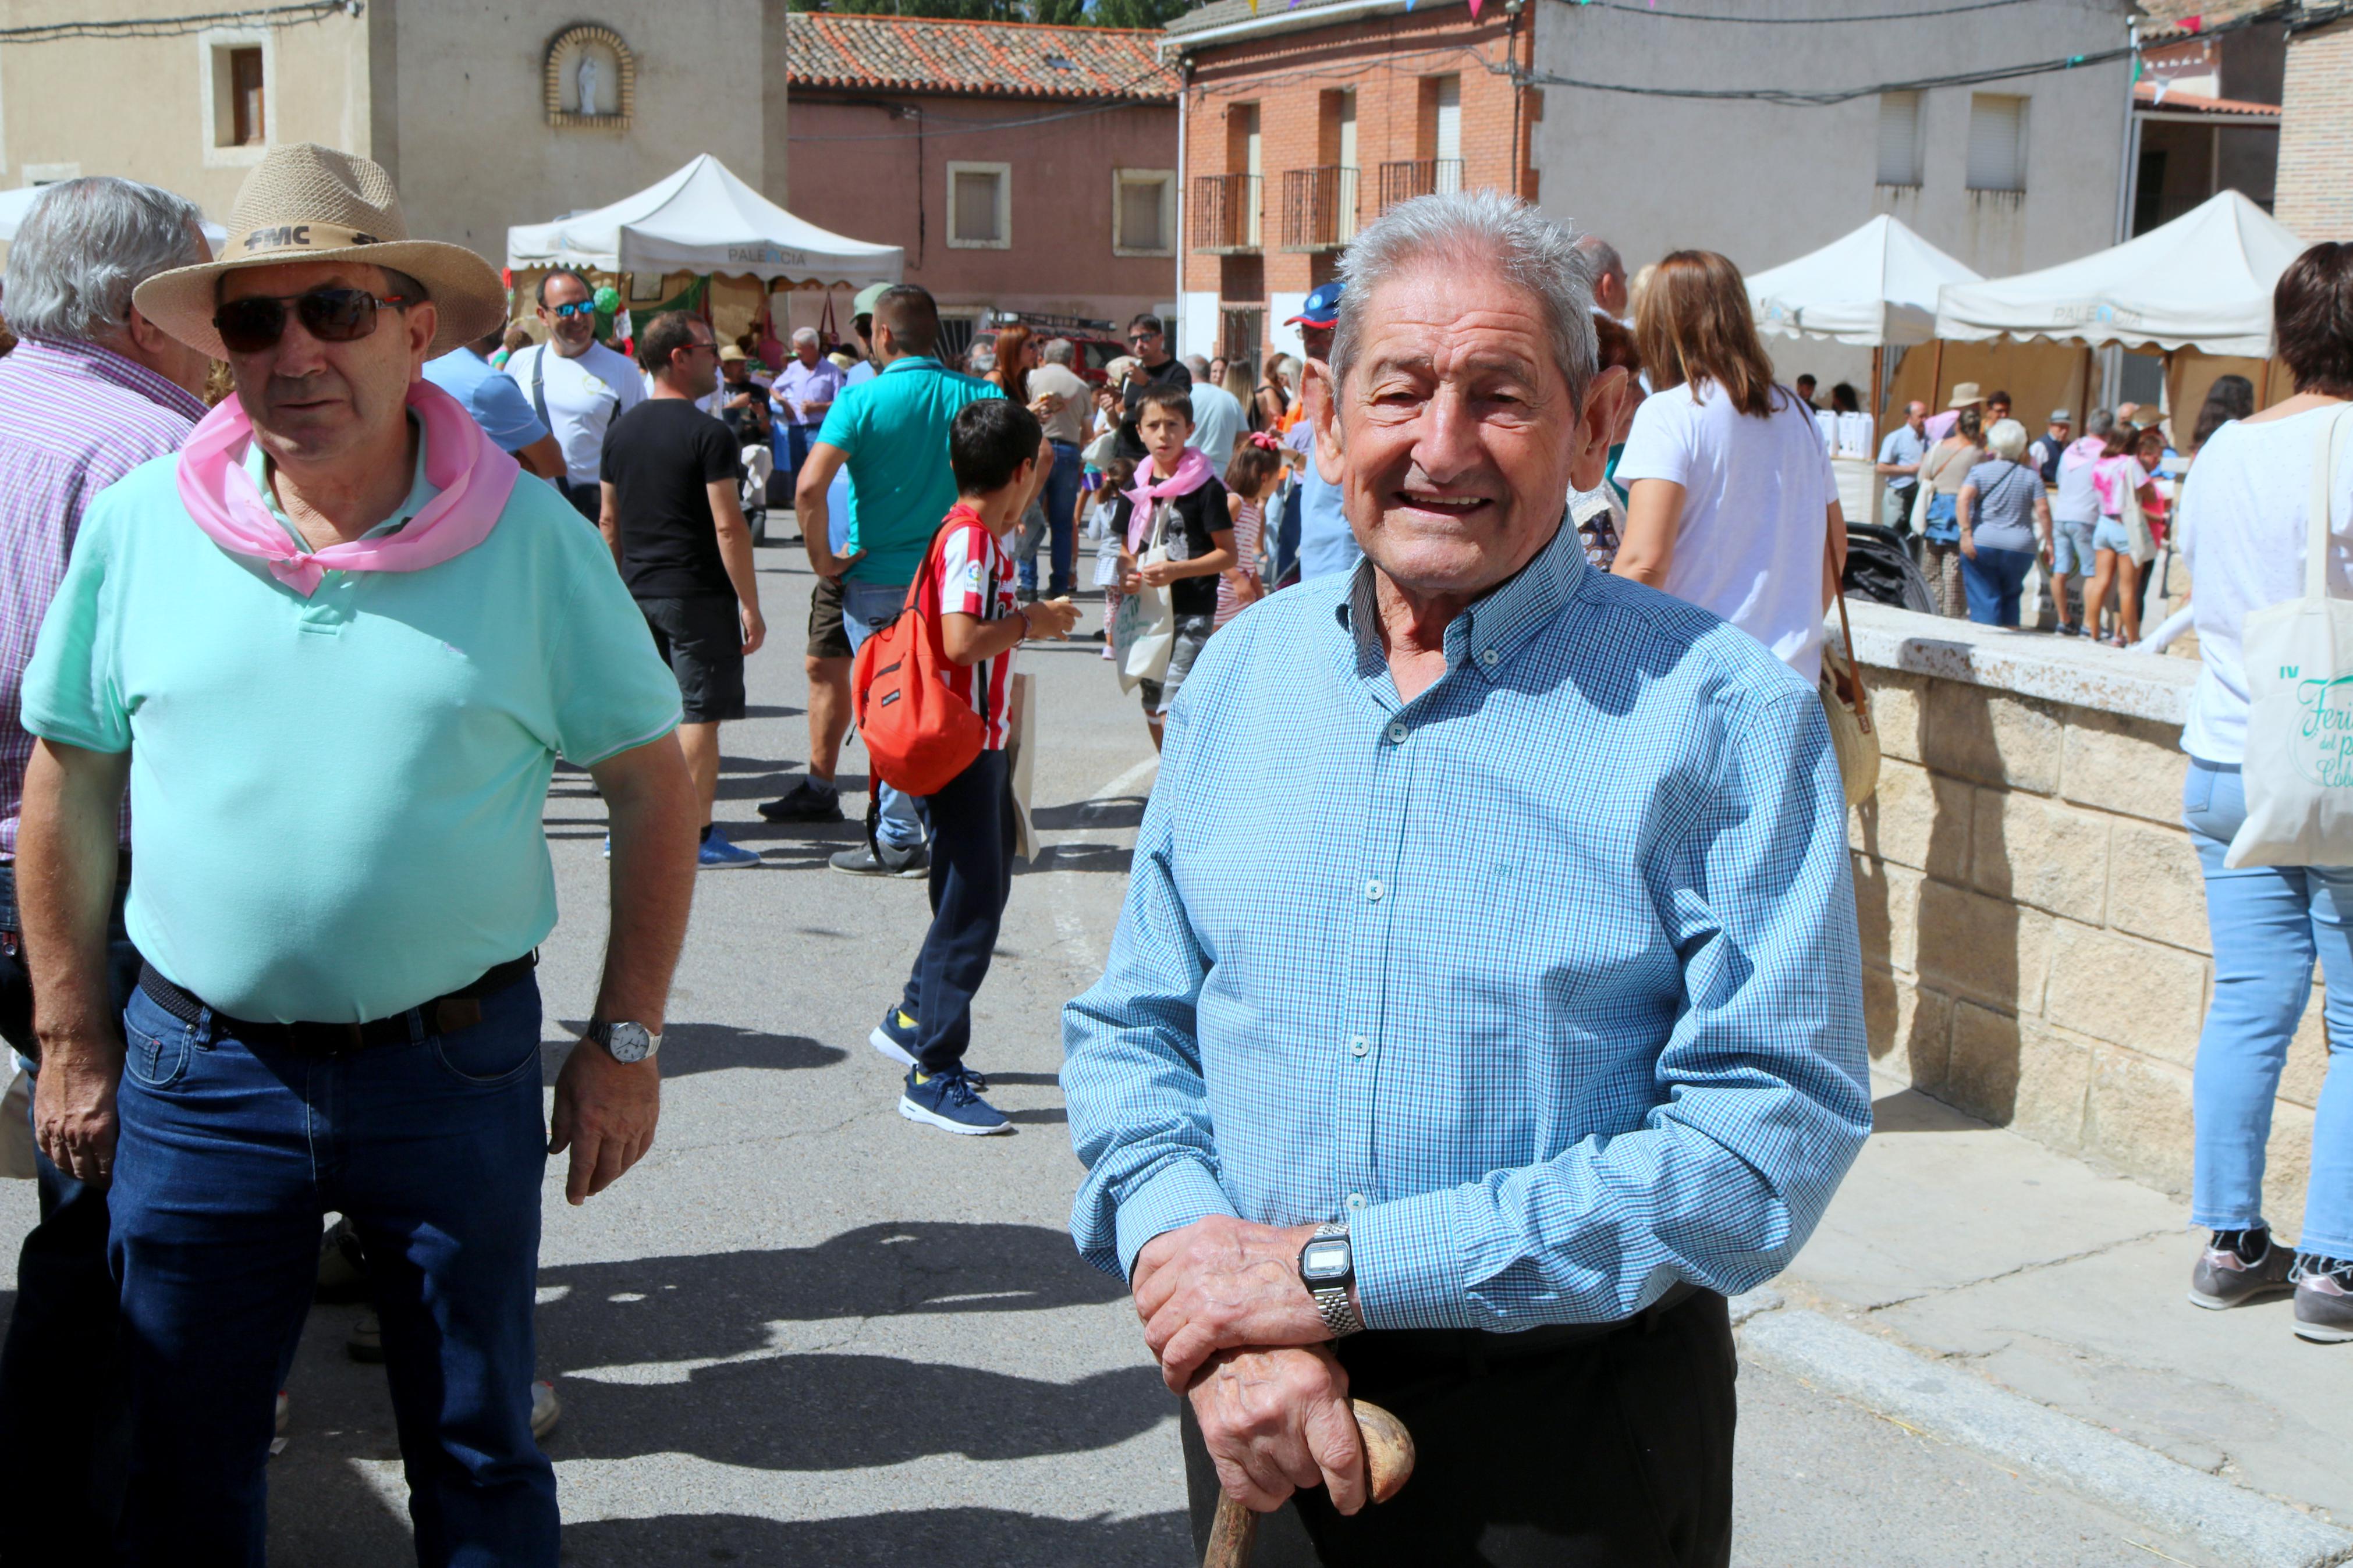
[1346,1192,1369,1211]
[1385,721,1407,744]
[1348,1035,1369,1058]
[1481,648,1500,667]
[1363,879,1384,902]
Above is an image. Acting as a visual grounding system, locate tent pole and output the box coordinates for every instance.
[1929,339,1945,415]
[2079,344,2093,425]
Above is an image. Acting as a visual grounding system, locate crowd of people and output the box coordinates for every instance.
[1,136,2350,1568]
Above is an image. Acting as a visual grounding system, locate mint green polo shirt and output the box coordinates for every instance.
[816,355,1003,587]
[22,446,682,1024]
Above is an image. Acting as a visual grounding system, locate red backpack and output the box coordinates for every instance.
[851,524,986,797]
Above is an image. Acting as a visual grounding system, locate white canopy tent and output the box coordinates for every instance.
[1932,190,2304,358]
[505,154,900,287]
[0,184,227,248]
[1748,214,1982,349]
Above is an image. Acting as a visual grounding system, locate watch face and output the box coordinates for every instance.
[602,1022,652,1064]
[1302,1239,1351,1281]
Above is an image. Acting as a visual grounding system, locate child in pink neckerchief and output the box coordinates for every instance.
[1109,383,1234,750]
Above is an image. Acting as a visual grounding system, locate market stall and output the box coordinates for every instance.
[1746,214,1983,526]
[506,154,901,357]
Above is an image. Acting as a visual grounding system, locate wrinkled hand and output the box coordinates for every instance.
[1190,1345,1367,1516]
[739,603,768,656]
[1133,1215,1329,1393]
[33,1037,122,1189]
[548,1040,659,1205]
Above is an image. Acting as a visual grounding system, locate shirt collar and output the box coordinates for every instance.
[882,356,942,375]
[243,413,437,550]
[13,335,208,424]
[1333,513,1589,688]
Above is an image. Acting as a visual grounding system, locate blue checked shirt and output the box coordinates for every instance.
[1062,518,1871,1331]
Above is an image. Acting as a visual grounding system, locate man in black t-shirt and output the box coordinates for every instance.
[1116,312,1193,461]
[599,311,769,868]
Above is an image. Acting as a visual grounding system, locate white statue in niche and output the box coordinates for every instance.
[576,53,600,116]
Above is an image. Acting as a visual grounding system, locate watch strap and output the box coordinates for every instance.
[1311,1285,1365,1339]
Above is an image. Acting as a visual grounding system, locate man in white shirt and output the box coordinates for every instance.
[505,268,645,520]
[1875,400,1929,530]
[1181,353,1248,473]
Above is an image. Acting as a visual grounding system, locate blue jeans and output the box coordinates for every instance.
[777,422,818,500]
[1961,545,2035,626]
[109,975,555,1566]
[841,578,930,852]
[2184,759,2353,1257]
[1029,440,1081,598]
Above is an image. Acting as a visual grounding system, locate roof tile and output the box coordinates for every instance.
[786,13,1180,100]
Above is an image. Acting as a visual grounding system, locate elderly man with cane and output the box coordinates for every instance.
[17,143,696,1564]
[1063,190,1871,1566]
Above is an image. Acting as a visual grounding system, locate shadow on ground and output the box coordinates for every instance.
[548,1021,846,1080]
[561,1507,1190,1566]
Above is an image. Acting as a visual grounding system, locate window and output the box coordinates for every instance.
[946,161,1011,249]
[1113,169,1176,257]
[1876,91,1922,187]
[1435,76,1462,164]
[1966,94,2027,193]
[200,31,271,165]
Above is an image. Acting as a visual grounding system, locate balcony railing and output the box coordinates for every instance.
[1191,172,1262,253]
[1280,164,1360,253]
[1376,158,1465,212]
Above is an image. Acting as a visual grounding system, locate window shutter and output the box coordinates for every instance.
[1966,95,2025,191]
[954,170,999,243]
[1120,179,1164,252]
[1876,91,1921,187]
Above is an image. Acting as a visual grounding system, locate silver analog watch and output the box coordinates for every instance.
[586,1020,662,1064]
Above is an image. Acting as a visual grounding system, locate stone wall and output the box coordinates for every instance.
[1841,603,2327,1240]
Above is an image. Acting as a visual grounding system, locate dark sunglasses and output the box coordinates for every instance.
[545,300,597,319]
[213,288,407,354]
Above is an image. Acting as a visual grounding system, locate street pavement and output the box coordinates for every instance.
[0,546,2232,1565]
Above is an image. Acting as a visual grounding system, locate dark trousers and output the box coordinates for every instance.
[780,422,819,500]
[1039,440,1082,598]
[1181,1290,1736,1567]
[109,975,555,1566]
[0,863,141,1568]
[900,750,1014,1072]
[1961,544,2036,627]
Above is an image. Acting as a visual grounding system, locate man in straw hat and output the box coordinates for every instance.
[15,143,697,1562]
[1925,379,1985,443]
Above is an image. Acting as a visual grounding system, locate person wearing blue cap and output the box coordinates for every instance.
[1283,283,1361,585]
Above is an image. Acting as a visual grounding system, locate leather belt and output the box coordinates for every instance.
[137,953,537,1057]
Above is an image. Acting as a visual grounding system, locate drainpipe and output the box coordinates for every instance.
[1176,58,1190,355]
[2102,15,2142,408]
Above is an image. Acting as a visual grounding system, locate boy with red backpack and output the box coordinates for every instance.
[863,400,1078,1132]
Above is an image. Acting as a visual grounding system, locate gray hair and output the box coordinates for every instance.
[1182,354,1212,377]
[2085,407,2116,439]
[1985,417,2029,463]
[1042,336,1076,366]
[1575,233,1626,288]
[792,326,820,347]
[1333,189,1596,414]
[3,176,205,343]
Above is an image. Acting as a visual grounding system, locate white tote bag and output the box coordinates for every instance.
[1113,502,1176,694]
[2227,406,2353,869]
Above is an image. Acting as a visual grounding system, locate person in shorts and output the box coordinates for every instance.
[599,310,768,867]
[1110,383,1235,749]
[758,573,855,823]
[2048,408,2114,637]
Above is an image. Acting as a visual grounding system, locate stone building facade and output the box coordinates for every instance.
[1843,605,2323,1243]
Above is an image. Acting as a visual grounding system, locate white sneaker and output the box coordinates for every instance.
[531,1379,562,1441]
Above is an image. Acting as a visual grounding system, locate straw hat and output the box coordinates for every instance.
[133,143,507,361]
[1946,381,1986,410]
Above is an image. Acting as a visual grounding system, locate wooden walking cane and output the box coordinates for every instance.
[1202,1400,1416,1568]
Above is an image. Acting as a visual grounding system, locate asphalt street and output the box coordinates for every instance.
[0,546,2222,1567]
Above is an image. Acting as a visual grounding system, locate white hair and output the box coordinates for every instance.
[1986,418,2030,463]
[1042,336,1076,365]
[3,176,206,343]
[792,326,820,347]
[1333,189,1596,414]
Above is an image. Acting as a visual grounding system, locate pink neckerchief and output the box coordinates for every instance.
[1123,446,1213,552]
[175,379,519,598]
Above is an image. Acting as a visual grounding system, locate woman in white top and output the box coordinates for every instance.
[1613,249,1845,682]
[2171,241,2353,1341]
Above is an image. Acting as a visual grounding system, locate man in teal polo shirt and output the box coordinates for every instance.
[14,144,698,1564]
[795,284,1003,876]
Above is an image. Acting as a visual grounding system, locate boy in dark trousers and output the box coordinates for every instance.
[870,400,1080,1132]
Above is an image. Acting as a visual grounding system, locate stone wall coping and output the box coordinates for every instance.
[1832,601,2199,727]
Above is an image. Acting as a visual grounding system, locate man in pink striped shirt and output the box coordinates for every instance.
[0,174,212,1562]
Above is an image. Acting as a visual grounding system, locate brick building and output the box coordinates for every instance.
[786,13,1181,360]
[1164,0,1538,370]
[2274,1,2353,241]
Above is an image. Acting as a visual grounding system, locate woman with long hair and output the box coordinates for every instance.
[2191,374,2257,457]
[1613,250,1846,680]
[988,323,1035,405]
[1260,355,1296,432]
[2081,418,2150,644]
[2172,242,2353,1339]
[1222,357,1259,431]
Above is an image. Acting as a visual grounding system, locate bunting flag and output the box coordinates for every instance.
[1469,0,1482,15]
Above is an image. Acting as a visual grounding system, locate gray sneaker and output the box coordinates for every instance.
[2292,1254,2353,1343]
[2189,1228,2295,1310]
[829,840,929,878]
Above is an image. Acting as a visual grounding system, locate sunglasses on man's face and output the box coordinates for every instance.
[545,299,597,320]
[212,288,408,354]
[1128,330,1160,343]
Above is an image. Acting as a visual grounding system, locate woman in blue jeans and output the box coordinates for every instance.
[1956,418,2050,627]
[2172,239,2353,1343]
